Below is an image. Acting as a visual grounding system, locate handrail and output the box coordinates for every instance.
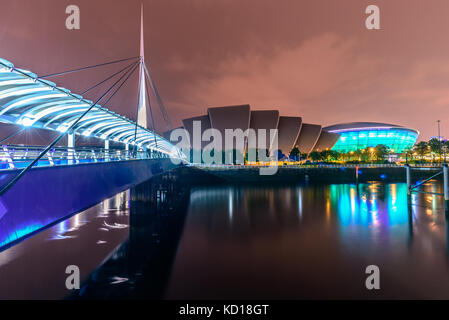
[190,163,449,170]
[0,144,174,171]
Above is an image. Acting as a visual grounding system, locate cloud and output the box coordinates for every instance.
[167,33,380,119]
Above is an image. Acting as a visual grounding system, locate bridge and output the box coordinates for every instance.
[0,8,186,249]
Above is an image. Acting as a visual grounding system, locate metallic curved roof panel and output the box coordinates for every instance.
[0,58,179,156]
[182,114,211,150]
[295,123,322,154]
[208,105,250,151]
[249,110,279,152]
[277,116,302,155]
[312,130,341,152]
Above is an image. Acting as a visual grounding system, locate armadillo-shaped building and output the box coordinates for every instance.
[164,104,340,160]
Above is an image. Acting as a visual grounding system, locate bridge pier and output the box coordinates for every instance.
[444,165,449,214]
[405,164,411,195]
[406,164,449,213]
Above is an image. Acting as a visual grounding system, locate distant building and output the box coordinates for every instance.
[324,122,419,153]
[164,105,340,160]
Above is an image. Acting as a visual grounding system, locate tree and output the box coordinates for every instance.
[320,150,339,162]
[428,138,442,162]
[309,151,322,162]
[374,144,390,161]
[413,141,428,162]
[300,152,308,160]
[276,149,286,161]
[246,148,269,163]
[359,148,371,162]
[320,150,332,162]
[354,149,363,162]
[289,147,300,161]
[443,140,449,163]
[329,150,340,161]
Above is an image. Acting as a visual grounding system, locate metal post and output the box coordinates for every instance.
[68,132,75,165]
[2,145,14,169]
[105,139,110,162]
[406,164,411,195]
[444,164,449,212]
[438,120,442,164]
[125,143,129,160]
[405,164,413,219]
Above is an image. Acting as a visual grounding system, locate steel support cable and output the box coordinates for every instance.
[0,62,140,197]
[0,62,141,136]
[144,72,158,149]
[92,61,140,116]
[132,59,142,157]
[39,56,140,79]
[74,64,138,155]
[74,61,139,137]
[143,62,172,130]
[81,60,140,95]
[410,170,443,190]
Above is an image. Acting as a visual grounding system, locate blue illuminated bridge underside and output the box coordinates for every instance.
[323,122,419,153]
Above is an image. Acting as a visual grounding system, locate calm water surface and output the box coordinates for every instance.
[1,180,449,299]
[0,192,130,299]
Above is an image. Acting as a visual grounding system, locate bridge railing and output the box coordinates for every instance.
[0,144,170,170]
[191,163,446,169]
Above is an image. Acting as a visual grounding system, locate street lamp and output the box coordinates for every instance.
[438,120,442,164]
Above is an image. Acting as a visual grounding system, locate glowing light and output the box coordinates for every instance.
[19,116,35,127]
[0,57,180,156]
[332,127,418,153]
[56,124,70,132]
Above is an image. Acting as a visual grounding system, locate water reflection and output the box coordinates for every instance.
[167,181,449,299]
[0,191,130,299]
[3,179,449,299]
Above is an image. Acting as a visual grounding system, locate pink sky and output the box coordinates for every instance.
[1,0,448,140]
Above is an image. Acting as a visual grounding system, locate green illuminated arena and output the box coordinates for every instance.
[323,122,419,153]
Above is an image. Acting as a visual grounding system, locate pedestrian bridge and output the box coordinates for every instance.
[0,57,186,250]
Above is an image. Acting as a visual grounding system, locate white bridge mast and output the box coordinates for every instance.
[137,3,147,129]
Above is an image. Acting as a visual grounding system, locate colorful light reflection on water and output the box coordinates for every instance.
[0,191,130,299]
[2,180,449,299]
[329,183,410,227]
[167,181,449,299]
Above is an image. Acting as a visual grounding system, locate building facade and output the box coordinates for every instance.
[164,105,341,161]
[324,122,419,153]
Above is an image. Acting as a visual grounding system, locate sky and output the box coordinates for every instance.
[0,0,448,140]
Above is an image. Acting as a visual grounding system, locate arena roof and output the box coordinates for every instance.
[0,58,179,156]
[323,122,419,134]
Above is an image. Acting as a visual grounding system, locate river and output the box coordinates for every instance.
[1,177,449,299]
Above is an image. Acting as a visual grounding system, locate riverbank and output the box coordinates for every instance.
[191,165,442,184]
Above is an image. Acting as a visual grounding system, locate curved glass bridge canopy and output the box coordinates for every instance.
[0,58,183,158]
